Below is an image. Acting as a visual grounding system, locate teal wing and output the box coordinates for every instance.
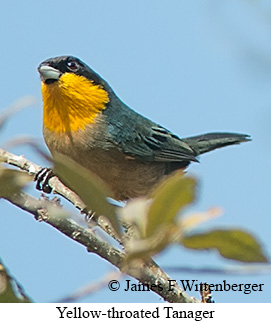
[104,99,198,163]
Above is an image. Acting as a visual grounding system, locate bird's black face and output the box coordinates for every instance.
[38,56,108,89]
[38,56,87,84]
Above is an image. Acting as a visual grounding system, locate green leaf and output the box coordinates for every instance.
[53,153,121,236]
[181,229,269,263]
[146,174,196,237]
[0,168,31,198]
[124,224,176,262]
[120,198,177,262]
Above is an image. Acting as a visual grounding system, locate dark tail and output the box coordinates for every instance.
[182,132,251,156]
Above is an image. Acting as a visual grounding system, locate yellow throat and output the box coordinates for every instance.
[42,73,109,133]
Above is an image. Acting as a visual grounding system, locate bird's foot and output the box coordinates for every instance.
[35,167,54,193]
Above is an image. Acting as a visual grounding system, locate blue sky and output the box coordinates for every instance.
[0,0,270,303]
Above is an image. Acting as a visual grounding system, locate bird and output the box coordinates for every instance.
[37,56,250,200]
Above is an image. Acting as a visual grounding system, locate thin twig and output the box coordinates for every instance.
[56,271,124,303]
[164,265,271,276]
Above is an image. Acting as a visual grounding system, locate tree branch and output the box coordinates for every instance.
[0,147,198,302]
[0,147,85,210]
[0,147,122,239]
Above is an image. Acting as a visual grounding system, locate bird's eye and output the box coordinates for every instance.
[66,58,79,71]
